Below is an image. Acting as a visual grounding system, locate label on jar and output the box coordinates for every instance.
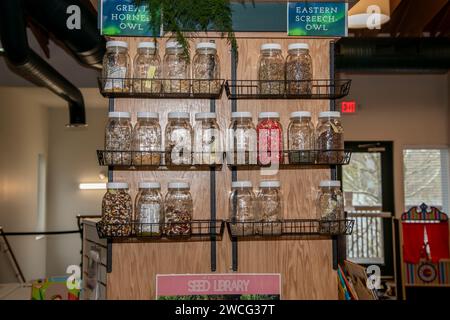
[147,66,157,79]
[139,203,161,233]
[169,129,192,164]
[104,66,127,90]
[201,129,219,162]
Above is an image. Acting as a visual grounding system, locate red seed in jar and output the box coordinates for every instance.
[257,115,283,165]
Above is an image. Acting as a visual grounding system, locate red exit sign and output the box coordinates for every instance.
[341,101,357,114]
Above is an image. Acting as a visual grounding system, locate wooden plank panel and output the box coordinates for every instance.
[106,34,337,300]
[231,37,337,299]
[108,36,232,300]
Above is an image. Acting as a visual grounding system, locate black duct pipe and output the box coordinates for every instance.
[336,38,450,73]
[24,0,105,69]
[0,0,86,126]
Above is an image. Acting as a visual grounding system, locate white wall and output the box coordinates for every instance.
[340,74,449,217]
[0,87,107,282]
[0,88,49,282]
[45,104,106,276]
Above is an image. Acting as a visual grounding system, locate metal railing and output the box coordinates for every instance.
[346,207,391,265]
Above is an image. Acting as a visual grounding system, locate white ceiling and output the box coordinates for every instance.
[0,28,100,88]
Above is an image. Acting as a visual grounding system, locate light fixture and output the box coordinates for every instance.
[348,0,391,29]
[79,183,107,190]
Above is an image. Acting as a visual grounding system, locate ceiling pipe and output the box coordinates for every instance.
[336,37,450,72]
[0,0,86,126]
[24,0,105,70]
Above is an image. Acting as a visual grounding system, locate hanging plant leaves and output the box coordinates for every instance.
[134,0,251,59]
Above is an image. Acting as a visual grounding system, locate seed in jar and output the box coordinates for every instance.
[101,190,132,237]
[192,80,221,95]
[286,60,313,95]
[317,131,344,164]
[164,209,192,236]
[163,79,190,94]
[105,124,132,165]
[258,61,284,95]
[134,79,162,94]
[132,151,161,166]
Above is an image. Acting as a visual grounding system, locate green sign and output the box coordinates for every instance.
[100,0,160,37]
[287,1,348,37]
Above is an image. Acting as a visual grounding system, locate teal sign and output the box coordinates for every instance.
[287,2,348,37]
[100,0,160,37]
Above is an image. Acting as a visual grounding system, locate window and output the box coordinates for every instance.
[403,149,449,213]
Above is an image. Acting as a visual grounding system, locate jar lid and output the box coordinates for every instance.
[318,111,341,119]
[290,111,311,119]
[231,112,252,119]
[139,181,160,189]
[288,43,309,51]
[258,112,280,119]
[261,43,282,51]
[168,182,190,189]
[196,42,217,50]
[166,41,183,49]
[260,180,280,188]
[168,112,190,119]
[107,182,129,189]
[195,112,217,120]
[232,181,252,188]
[108,112,131,119]
[106,41,128,49]
[137,112,159,119]
[319,180,341,188]
[138,41,157,49]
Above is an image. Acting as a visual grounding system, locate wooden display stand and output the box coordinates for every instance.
[85,33,341,300]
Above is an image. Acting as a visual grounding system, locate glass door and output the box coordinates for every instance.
[339,142,395,276]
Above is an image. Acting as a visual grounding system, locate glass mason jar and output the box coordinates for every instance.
[316,111,344,164]
[100,182,133,237]
[285,43,313,95]
[229,181,256,236]
[192,42,221,95]
[193,112,222,165]
[257,112,283,165]
[102,41,131,92]
[105,112,132,165]
[134,182,164,236]
[257,180,282,235]
[288,111,315,164]
[132,112,161,166]
[164,182,193,236]
[163,41,190,94]
[258,43,284,95]
[317,180,344,234]
[227,112,257,165]
[133,41,162,93]
[165,112,193,165]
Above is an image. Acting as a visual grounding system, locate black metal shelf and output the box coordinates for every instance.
[97,150,351,170]
[96,219,225,242]
[97,150,223,170]
[227,150,351,168]
[225,79,351,100]
[227,219,354,239]
[98,78,225,99]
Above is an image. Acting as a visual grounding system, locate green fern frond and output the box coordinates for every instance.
[133,0,250,60]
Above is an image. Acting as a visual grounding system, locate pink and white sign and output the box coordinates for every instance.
[156,274,281,299]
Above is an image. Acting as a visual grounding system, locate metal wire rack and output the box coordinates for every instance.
[96,219,225,241]
[97,150,351,169]
[98,78,225,99]
[225,79,351,100]
[227,219,354,238]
